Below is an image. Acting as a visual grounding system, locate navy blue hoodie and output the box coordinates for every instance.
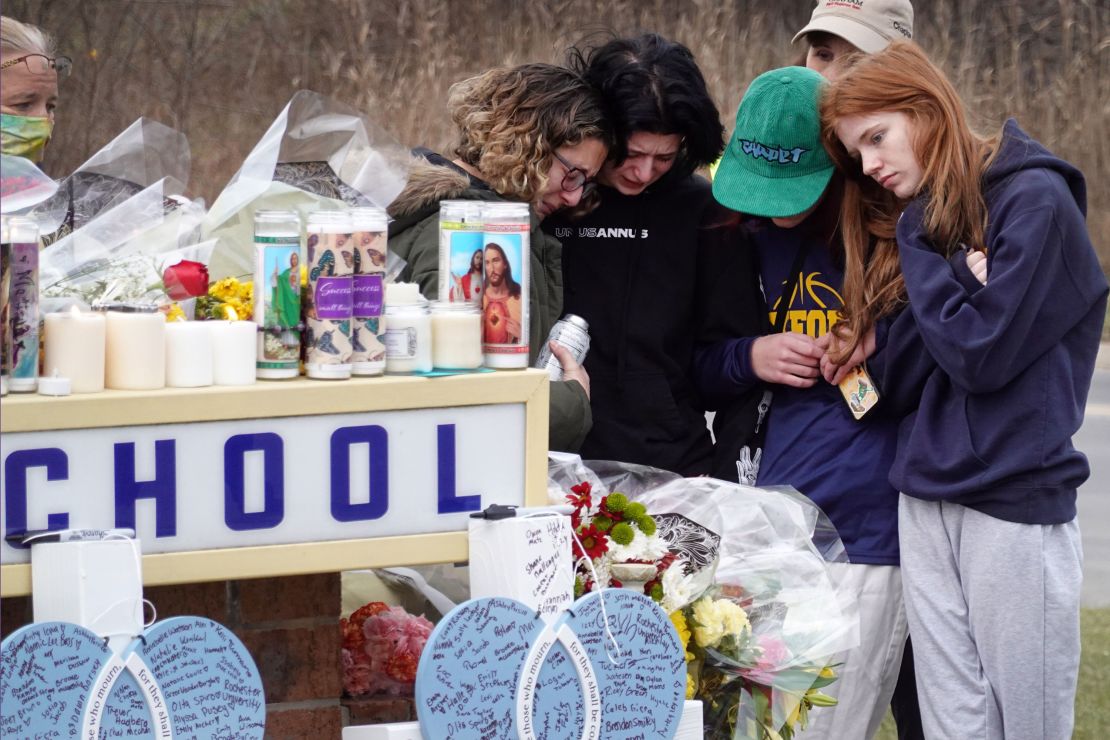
[889,120,1108,524]
[695,216,901,566]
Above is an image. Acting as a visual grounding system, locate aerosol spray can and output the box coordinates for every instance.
[7,217,40,392]
[350,206,388,376]
[534,314,590,381]
[481,202,530,369]
[304,210,354,380]
[254,210,302,379]
[438,200,485,305]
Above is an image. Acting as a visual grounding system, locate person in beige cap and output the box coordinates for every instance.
[793,0,914,80]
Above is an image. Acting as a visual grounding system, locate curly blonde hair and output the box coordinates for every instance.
[448,63,609,205]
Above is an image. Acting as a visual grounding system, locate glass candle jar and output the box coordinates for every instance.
[430,301,482,370]
[383,283,432,374]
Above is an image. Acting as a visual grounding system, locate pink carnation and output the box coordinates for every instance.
[343,604,434,697]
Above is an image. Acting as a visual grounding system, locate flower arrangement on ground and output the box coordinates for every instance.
[340,601,434,697]
[196,275,254,320]
[673,591,838,739]
[552,463,853,740]
[565,481,680,603]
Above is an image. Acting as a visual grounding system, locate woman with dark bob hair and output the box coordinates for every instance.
[388,63,610,451]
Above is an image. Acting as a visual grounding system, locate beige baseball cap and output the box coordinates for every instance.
[792,0,914,54]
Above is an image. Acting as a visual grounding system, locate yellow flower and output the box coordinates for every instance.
[718,599,750,637]
[691,597,726,649]
[669,610,694,662]
[164,303,186,322]
[685,671,696,700]
[300,264,308,287]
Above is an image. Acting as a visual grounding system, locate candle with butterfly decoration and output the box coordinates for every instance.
[304,210,354,379]
[349,206,388,376]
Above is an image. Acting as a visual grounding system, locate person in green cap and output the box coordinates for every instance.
[694,66,907,739]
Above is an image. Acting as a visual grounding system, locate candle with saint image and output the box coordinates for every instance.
[210,315,256,386]
[105,308,166,390]
[165,320,214,387]
[44,307,106,393]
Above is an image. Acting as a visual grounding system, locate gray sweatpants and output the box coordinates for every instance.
[898,494,1082,740]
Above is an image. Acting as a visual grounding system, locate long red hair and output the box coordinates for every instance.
[819,41,998,361]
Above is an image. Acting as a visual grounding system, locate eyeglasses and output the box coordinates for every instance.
[552,150,594,193]
[0,53,73,81]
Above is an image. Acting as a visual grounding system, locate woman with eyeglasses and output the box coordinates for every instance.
[1,16,70,165]
[387,63,611,451]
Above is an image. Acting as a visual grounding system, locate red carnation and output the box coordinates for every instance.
[163,259,210,300]
[574,523,609,561]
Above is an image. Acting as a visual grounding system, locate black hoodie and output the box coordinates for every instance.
[544,175,764,476]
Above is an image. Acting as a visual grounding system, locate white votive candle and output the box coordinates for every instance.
[165,320,213,388]
[44,307,106,393]
[431,301,482,370]
[210,320,257,386]
[105,310,166,390]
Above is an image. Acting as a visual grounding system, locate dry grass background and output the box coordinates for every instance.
[9,0,1110,267]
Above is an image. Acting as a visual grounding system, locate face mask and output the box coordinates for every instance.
[0,113,53,162]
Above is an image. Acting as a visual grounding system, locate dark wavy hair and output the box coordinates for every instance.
[567,33,724,180]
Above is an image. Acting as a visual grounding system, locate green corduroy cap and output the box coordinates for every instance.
[713,66,834,218]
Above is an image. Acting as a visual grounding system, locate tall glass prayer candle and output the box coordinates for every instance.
[1,216,11,396]
[253,210,302,380]
[438,200,485,305]
[481,203,530,369]
[44,307,106,393]
[350,206,388,376]
[7,217,40,392]
[304,210,353,379]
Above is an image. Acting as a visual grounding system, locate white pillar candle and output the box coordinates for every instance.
[164,321,214,388]
[105,310,166,390]
[210,320,257,386]
[44,308,106,393]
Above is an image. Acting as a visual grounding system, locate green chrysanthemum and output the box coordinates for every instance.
[610,522,635,545]
[592,514,614,532]
[605,493,629,513]
[650,582,664,601]
[625,502,646,519]
[636,515,657,536]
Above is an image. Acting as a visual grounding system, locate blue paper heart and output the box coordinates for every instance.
[0,621,114,737]
[563,590,686,739]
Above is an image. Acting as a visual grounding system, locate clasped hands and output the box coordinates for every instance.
[750,328,875,389]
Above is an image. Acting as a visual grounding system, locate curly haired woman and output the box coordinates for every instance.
[388,63,610,451]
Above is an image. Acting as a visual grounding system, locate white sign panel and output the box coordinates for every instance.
[0,403,525,564]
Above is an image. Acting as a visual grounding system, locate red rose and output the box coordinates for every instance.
[163,259,210,300]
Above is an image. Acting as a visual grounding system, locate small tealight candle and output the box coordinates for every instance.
[44,307,106,393]
[165,320,213,388]
[37,370,71,397]
[104,307,166,390]
[210,320,257,386]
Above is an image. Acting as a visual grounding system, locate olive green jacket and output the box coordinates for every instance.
[387,155,592,452]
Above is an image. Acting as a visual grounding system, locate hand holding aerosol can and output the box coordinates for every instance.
[534,314,590,381]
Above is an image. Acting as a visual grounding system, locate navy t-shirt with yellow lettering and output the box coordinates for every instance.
[695,219,900,565]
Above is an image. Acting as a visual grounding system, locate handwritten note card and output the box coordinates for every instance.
[468,514,573,622]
